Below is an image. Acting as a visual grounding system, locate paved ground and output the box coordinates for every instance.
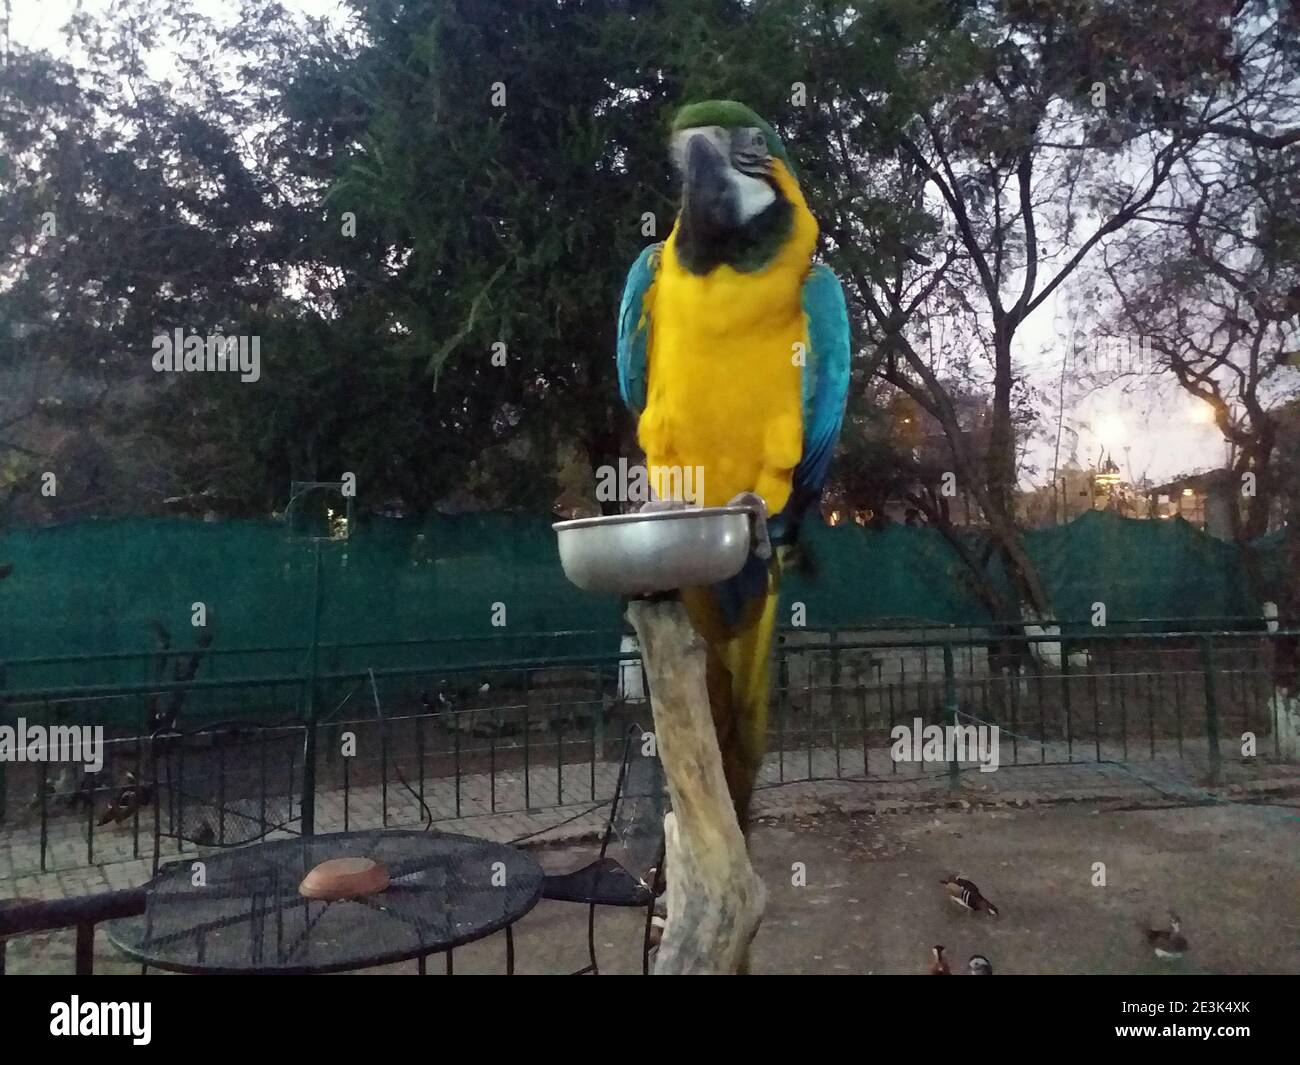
[5,781,1298,975]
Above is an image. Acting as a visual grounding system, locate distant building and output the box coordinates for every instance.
[1146,470,1236,539]
[1021,452,1145,527]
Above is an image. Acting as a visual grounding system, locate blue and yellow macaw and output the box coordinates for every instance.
[616,100,851,826]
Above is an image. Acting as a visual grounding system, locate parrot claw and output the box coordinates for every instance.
[726,492,771,560]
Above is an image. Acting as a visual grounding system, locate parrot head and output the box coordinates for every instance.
[668,100,811,274]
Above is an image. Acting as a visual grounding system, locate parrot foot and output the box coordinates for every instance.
[726,491,771,560]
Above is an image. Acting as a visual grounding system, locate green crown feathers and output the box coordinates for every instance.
[671,100,792,171]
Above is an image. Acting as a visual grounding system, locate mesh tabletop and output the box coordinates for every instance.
[107,830,543,974]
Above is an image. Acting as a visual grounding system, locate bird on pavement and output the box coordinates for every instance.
[940,873,999,916]
[96,772,152,825]
[1143,911,1188,959]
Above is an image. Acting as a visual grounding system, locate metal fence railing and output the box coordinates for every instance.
[6,615,1272,691]
[2,622,1296,876]
[0,887,145,975]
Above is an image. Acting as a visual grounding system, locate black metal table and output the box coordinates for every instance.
[107,830,543,974]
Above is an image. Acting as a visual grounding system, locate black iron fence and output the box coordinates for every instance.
[1,622,1295,877]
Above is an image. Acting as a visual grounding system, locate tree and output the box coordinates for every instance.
[200,0,730,515]
[0,0,286,519]
[1094,0,1300,567]
[786,0,1260,624]
[1098,148,1300,543]
[3,0,715,518]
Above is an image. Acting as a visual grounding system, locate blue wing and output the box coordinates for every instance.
[616,242,661,416]
[776,263,851,538]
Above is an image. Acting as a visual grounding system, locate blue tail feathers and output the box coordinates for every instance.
[714,552,770,629]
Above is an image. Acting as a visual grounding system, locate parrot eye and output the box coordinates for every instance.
[730,126,771,175]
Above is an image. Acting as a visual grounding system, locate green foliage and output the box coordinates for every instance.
[4,0,1298,546]
[167,0,751,513]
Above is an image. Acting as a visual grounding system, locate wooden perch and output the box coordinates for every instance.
[626,597,765,974]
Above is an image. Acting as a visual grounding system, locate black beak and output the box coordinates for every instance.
[682,132,737,235]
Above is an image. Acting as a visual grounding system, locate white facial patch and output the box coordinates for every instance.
[729,169,776,222]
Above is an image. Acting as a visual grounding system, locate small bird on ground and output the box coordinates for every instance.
[928,945,951,974]
[1144,911,1188,959]
[422,688,455,716]
[940,873,999,916]
[968,954,993,975]
[97,772,152,826]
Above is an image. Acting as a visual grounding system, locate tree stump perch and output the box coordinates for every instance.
[626,597,766,974]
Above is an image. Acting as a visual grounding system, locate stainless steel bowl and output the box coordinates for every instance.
[553,506,753,595]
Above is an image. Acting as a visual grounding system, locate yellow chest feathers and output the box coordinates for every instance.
[639,170,818,513]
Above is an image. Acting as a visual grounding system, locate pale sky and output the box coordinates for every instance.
[11,0,1230,485]
[1013,294,1228,487]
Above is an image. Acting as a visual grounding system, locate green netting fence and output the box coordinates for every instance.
[0,513,623,691]
[0,508,1274,694]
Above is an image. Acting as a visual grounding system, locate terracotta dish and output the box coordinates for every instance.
[298,857,391,901]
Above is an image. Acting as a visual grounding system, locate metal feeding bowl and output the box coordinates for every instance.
[554,505,754,596]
